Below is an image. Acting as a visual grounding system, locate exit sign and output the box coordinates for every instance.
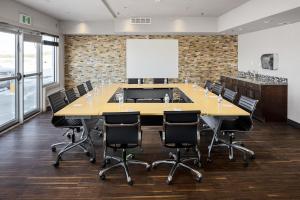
[19,14,31,25]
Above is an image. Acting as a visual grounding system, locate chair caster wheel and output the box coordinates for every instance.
[99,174,106,180]
[90,158,96,163]
[67,134,71,139]
[166,177,172,185]
[53,161,59,168]
[250,154,255,160]
[146,164,151,171]
[127,177,133,185]
[196,176,202,183]
[51,146,56,152]
[168,152,174,159]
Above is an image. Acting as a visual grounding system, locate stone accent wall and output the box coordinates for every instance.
[64,35,238,89]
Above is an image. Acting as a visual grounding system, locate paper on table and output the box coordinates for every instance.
[222,104,234,108]
[72,104,82,107]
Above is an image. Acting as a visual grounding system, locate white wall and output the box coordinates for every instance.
[238,22,300,123]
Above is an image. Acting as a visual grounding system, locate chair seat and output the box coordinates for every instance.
[54,118,82,127]
[220,117,251,132]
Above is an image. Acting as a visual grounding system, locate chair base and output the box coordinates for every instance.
[99,149,150,185]
[52,131,95,167]
[152,148,202,184]
[208,133,255,166]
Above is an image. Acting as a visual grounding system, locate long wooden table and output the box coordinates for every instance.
[55,83,249,117]
[55,83,250,160]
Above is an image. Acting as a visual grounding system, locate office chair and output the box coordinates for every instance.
[210,96,258,166]
[48,91,93,167]
[211,83,223,95]
[153,78,168,84]
[86,80,93,91]
[204,80,213,90]
[128,78,144,84]
[99,112,150,185]
[223,88,237,103]
[77,84,87,96]
[65,88,78,103]
[152,111,202,184]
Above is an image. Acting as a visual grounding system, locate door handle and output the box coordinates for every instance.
[16,73,22,81]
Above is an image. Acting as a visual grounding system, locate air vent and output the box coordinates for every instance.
[130,17,151,25]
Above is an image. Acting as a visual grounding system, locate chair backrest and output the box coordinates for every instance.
[163,111,200,146]
[128,78,143,84]
[86,80,93,91]
[204,80,213,90]
[238,96,259,118]
[223,88,237,103]
[65,88,78,103]
[153,78,168,84]
[77,84,87,96]
[212,83,223,95]
[103,112,141,147]
[48,91,67,113]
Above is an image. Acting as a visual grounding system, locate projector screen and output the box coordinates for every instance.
[126,39,178,78]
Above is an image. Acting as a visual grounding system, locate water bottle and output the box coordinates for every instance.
[184,77,188,84]
[218,94,223,103]
[164,93,170,104]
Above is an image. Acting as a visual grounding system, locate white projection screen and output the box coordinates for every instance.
[126,39,178,78]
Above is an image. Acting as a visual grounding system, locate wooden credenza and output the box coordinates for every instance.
[220,76,287,122]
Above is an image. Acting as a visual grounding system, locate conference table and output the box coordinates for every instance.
[55,83,250,161]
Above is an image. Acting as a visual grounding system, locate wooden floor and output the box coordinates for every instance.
[0,112,299,200]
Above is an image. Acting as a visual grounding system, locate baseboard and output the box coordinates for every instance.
[287,119,300,129]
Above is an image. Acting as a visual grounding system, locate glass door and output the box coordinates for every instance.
[23,37,41,117]
[0,31,19,131]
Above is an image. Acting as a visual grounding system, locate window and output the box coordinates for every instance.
[42,35,59,86]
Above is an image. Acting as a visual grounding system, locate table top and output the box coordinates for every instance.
[54,83,250,117]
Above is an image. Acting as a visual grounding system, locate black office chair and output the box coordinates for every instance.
[223,88,237,103]
[211,83,223,95]
[212,96,258,166]
[153,78,168,84]
[204,80,213,90]
[99,112,150,185]
[152,111,202,184]
[65,88,78,103]
[48,91,93,167]
[77,84,87,96]
[86,80,93,91]
[128,78,143,84]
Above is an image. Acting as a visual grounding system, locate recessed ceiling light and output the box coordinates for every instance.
[155,0,161,2]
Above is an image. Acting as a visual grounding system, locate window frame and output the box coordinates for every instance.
[41,34,59,87]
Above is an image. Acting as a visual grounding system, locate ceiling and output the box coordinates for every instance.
[16,0,250,21]
[15,0,113,21]
[109,0,250,18]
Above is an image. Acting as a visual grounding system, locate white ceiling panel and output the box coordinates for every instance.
[108,0,250,18]
[16,0,113,21]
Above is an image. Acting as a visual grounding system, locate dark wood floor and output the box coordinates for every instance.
[0,112,299,200]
